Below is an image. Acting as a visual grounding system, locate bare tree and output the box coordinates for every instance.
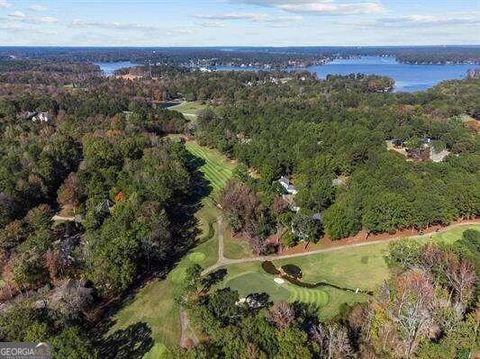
[419,243,443,273]
[310,322,353,359]
[266,301,295,329]
[50,279,94,320]
[444,253,476,312]
[384,270,437,359]
[219,181,259,233]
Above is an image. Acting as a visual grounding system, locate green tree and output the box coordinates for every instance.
[51,327,98,359]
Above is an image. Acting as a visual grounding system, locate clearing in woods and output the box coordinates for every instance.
[168,101,207,121]
[109,140,236,357]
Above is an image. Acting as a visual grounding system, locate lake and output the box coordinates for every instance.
[308,56,474,92]
[95,61,138,76]
[96,58,475,92]
[215,56,475,92]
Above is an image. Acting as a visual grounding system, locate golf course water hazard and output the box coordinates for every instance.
[262,261,373,295]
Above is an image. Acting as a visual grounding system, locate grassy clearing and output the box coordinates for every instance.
[110,141,235,358]
[415,224,480,244]
[223,229,254,259]
[222,224,480,320]
[169,101,207,120]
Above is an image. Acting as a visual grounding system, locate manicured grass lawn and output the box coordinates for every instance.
[222,248,379,319]
[169,101,208,120]
[185,141,236,196]
[415,224,480,245]
[223,229,254,259]
[222,224,480,320]
[273,244,389,290]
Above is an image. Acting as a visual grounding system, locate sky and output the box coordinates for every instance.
[0,0,479,46]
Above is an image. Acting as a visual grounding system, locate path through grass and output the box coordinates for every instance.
[222,224,480,319]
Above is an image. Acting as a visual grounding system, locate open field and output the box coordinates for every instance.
[223,230,254,259]
[110,141,235,357]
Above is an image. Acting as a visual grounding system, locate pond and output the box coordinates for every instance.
[262,261,372,295]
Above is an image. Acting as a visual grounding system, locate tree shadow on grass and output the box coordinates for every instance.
[98,322,153,359]
[201,268,228,290]
[94,144,214,355]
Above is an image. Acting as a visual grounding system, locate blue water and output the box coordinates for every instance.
[96,57,475,92]
[95,61,138,76]
[308,56,474,92]
[214,56,475,92]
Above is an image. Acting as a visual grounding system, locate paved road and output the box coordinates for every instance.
[202,220,480,276]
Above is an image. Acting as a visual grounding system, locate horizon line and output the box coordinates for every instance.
[1,44,480,49]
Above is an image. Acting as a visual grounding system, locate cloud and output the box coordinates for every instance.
[166,29,194,36]
[71,19,193,36]
[193,12,302,25]
[0,23,57,35]
[9,11,26,19]
[378,13,480,27]
[28,4,48,11]
[0,0,10,8]
[234,0,332,4]
[193,12,267,21]
[231,0,384,15]
[37,16,58,23]
[198,20,226,28]
[278,2,383,15]
[72,19,158,32]
[3,13,58,24]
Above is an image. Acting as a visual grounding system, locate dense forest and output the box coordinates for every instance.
[195,73,480,248]
[0,55,479,357]
[1,46,479,67]
[0,64,197,357]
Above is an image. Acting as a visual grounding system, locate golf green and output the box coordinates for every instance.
[225,271,329,306]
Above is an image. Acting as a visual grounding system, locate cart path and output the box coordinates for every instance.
[217,217,225,262]
[202,219,480,276]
